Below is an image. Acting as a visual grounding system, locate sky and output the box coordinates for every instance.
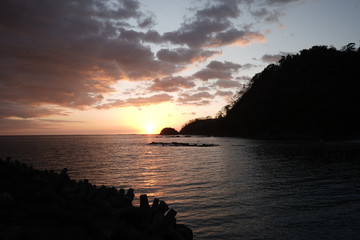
[1,0,359,135]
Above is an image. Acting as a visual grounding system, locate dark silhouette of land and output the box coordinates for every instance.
[160,128,179,135]
[177,43,360,139]
[0,158,193,240]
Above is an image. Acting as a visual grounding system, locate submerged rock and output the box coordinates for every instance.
[149,141,219,147]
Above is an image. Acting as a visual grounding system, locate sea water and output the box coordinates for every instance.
[1,135,359,239]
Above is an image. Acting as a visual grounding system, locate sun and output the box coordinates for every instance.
[145,122,155,134]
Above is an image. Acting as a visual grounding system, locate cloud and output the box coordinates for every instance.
[137,13,156,28]
[266,0,301,5]
[214,80,241,88]
[0,118,52,133]
[0,102,69,119]
[207,61,242,71]
[193,61,242,81]
[156,48,220,64]
[195,1,241,19]
[177,92,214,105]
[261,52,293,62]
[0,118,84,135]
[97,93,173,109]
[119,28,163,43]
[0,0,299,127]
[261,54,283,63]
[194,69,232,81]
[216,90,235,97]
[197,86,212,91]
[264,10,285,23]
[251,8,284,23]
[0,0,182,114]
[251,8,269,19]
[210,28,265,47]
[162,1,265,48]
[163,19,229,48]
[236,76,252,82]
[148,76,195,92]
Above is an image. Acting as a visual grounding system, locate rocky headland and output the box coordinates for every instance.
[176,44,360,139]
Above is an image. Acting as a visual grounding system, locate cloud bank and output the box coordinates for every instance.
[0,0,302,128]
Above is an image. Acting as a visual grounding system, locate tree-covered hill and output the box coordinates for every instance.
[180,44,360,139]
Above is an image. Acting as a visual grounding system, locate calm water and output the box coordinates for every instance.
[1,135,360,239]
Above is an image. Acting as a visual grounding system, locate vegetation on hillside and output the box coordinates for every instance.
[180,43,360,139]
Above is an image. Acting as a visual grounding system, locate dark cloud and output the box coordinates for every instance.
[216,90,234,97]
[251,8,269,18]
[0,0,298,129]
[249,0,302,25]
[194,69,232,81]
[251,8,284,23]
[241,63,257,69]
[119,28,163,43]
[210,28,265,47]
[0,118,84,135]
[207,61,242,71]
[97,93,173,109]
[148,76,195,92]
[177,92,214,105]
[0,0,178,114]
[0,101,69,119]
[266,0,301,5]
[264,10,284,23]
[195,1,241,19]
[163,20,265,48]
[193,61,242,81]
[197,86,212,91]
[163,19,229,48]
[163,0,265,48]
[137,13,156,28]
[0,119,53,133]
[101,40,176,79]
[261,53,283,62]
[157,48,220,64]
[261,52,293,62]
[236,76,252,81]
[214,80,241,88]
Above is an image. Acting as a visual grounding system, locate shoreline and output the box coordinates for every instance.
[0,157,193,240]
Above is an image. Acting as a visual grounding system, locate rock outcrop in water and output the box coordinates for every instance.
[180,44,360,139]
[149,142,219,147]
[160,128,179,135]
[0,157,193,240]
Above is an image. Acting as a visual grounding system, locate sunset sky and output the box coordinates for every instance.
[1,0,359,135]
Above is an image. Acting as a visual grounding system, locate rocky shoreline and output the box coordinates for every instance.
[0,158,193,240]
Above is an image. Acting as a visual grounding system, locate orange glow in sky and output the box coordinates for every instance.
[1,0,359,135]
[145,122,155,134]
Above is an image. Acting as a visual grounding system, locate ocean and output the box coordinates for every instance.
[1,135,360,239]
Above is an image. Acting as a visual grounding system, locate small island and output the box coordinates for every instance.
[160,128,179,135]
[167,43,360,139]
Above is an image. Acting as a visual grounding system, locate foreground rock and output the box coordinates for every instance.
[0,157,193,240]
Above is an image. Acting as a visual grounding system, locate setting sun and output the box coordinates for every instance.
[145,122,155,134]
